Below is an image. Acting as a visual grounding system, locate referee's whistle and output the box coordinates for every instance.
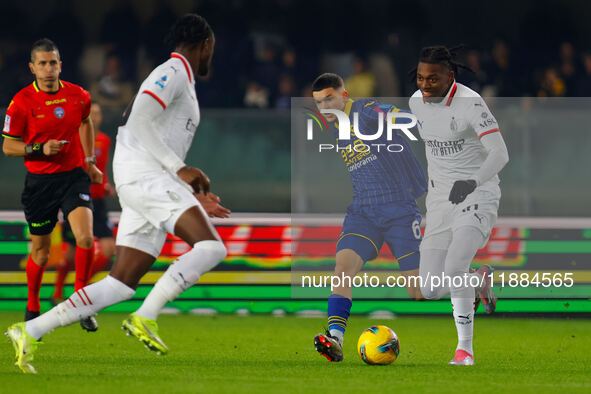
[59,140,70,146]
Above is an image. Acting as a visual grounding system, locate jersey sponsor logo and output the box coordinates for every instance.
[450,117,458,132]
[31,219,51,228]
[79,193,90,201]
[3,115,10,132]
[479,117,497,129]
[54,107,65,118]
[346,153,377,172]
[45,98,67,106]
[424,138,465,157]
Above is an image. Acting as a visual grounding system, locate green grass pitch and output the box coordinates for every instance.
[1,312,590,393]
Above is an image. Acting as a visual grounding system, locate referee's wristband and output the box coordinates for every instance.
[85,156,97,165]
[25,143,44,157]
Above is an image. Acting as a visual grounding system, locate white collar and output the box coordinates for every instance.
[170,52,195,83]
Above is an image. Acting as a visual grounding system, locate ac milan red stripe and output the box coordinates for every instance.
[445,83,458,106]
[81,288,93,305]
[69,299,76,307]
[171,53,192,83]
[479,128,500,139]
[77,291,87,306]
[142,90,166,109]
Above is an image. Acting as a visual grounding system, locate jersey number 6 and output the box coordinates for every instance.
[412,220,421,240]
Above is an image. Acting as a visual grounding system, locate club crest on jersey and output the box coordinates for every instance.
[79,193,90,201]
[450,117,457,132]
[54,107,65,118]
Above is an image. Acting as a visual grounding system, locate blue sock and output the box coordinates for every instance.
[327,294,352,341]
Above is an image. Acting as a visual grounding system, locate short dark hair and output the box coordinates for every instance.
[312,73,344,92]
[165,13,213,49]
[31,38,59,62]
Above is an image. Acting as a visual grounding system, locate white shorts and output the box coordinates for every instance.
[421,182,500,250]
[115,172,201,258]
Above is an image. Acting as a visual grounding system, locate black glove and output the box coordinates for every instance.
[449,180,477,204]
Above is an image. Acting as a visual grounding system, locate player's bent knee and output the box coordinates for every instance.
[195,239,227,261]
[31,250,50,266]
[161,240,227,296]
[185,240,227,277]
[76,235,94,249]
[335,249,363,276]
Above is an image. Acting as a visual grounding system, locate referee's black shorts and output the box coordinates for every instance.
[62,198,113,245]
[21,167,93,236]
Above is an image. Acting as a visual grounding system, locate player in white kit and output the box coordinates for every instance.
[409,46,509,366]
[6,14,231,374]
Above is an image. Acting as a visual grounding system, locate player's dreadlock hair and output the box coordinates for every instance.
[31,38,60,62]
[165,13,213,49]
[409,45,473,80]
[312,73,344,92]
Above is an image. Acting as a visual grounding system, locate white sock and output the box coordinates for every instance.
[26,275,135,340]
[136,240,226,320]
[445,227,485,357]
[452,290,474,355]
[329,329,344,345]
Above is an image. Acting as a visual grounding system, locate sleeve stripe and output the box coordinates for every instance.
[141,90,166,109]
[479,128,500,139]
[2,132,21,140]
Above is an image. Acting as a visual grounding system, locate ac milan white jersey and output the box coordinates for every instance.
[409,82,500,187]
[113,52,200,185]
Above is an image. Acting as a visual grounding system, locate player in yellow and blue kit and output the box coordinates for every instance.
[311,73,427,362]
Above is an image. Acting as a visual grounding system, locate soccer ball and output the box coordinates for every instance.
[357,325,400,365]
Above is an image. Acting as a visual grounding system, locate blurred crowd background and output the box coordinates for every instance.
[1,0,590,215]
[2,0,591,110]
